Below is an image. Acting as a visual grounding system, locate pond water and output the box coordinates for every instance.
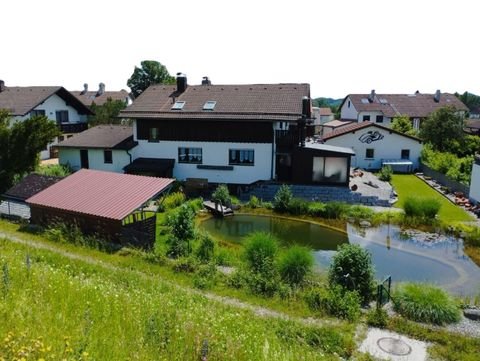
[200,214,480,295]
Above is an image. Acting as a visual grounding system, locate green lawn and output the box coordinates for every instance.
[390,174,473,223]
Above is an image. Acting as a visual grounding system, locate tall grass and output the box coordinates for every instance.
[393,283,461,325]
[403,197,441,219]
[0,239,350,360]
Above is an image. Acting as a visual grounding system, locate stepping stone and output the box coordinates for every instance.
[464,308,480,321]
[359,328,427,361]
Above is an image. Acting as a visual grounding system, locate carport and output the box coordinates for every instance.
[27,169,174,247]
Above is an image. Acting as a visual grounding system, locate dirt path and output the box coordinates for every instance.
[0,230,338,328]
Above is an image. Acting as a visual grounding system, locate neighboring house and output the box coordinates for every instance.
[71,83,131,107]
[57,125,137,173]
[119,74,353,186]
[321,121,422,172]
[0,173,63,219]
[470,156,480,203]
[464,119,480,136]
[0,80,93,159]
[321,119,353,136]
[312,107,334,134]
[339,90,468,130]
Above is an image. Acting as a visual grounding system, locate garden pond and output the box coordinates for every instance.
[200,214,480,296]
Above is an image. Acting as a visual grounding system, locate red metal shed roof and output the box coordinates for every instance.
[26,169,174,221]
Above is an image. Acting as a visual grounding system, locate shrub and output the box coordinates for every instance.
[328,244,375,305]
[287,198,309,215]
[393,283,461,325]
[247,195,260,209]
[304,285,361,322]
[278,246,313,287]
[195,232,216,263]
[161,192,186,210]
[308,202,326,217]
[192,263,217,289]
[166,204,195,258]
[211,184,231,206]
[172,257,198,273]
[346,205,374,221]
[243,232,280,296]
[226,269,247,289]
[243,232,278,274]
[187,197,204,213]
[273,184,292,213]
[322,202,348,219]
[378,165,393,182]
[366,308,388,328]
[35,164,72,177]
[403,197,441,219]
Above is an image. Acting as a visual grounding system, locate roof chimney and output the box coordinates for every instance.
[434,89,441,103]
[176,73,187,93]
[96,83,105,97]
[0,80,5,93]
[302,96,312,119]
[201,76,211,86]
[368,89,376,103]
[80,83,88,95]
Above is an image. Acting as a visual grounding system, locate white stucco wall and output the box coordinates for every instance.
[12,93,88,160]
[357,111,391,127]
[469,162,480,203]
[324,126,422,170]
[135,140,273,184]
[340,97,358,120]
[59,148,131,173]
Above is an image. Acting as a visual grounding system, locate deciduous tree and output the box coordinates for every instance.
[391,114,417,137]
[0,111,59,193]
[420,106,465,153]
[127,60,175,98]
[88,98,127,126]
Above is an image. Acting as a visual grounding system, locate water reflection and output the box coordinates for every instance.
[199,215,480,295]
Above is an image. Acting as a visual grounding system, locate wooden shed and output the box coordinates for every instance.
[26,169,174,247]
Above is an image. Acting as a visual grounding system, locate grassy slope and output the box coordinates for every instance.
[0,237,353,361]
[391,174,473,222]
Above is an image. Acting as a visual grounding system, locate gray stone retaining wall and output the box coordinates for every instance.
[0,201,30,219]
[240,184,391,207]
[421,163,470,196]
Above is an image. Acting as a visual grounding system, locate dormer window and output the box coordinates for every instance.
[171,101,185,110]
[203,101,216,111]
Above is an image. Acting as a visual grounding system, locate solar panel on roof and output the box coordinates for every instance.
[361,98,369,104]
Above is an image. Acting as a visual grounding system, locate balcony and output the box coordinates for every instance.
[58,122,88,134]
[275,129,297,151]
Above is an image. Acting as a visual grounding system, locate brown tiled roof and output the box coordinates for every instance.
[322,121,421,142]
[319,107,333,116]
[72,90,130,107]
[0,86,93,116]
[3,173,63,201]
[56,125,136,150]
[120,83,310,121]
[343,93,468,118]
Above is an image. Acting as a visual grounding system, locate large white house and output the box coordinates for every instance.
[339,90,468,130]
[470,156,480,203]
[0,80,92,159]
[58,75,355,187]
[322,122,422,171]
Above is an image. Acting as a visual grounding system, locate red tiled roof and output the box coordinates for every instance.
[120,83,310,121]
[0,86,93,116]
[322,121,421,142]
[26,169,174,220]
[343,93,468,118]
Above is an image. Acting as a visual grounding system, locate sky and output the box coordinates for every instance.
[1,0,479,99]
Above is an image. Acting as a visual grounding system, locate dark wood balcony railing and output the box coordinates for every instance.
[58,122,88,133]
[275,129,297,150]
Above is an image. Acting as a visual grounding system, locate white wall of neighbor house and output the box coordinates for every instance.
[12,94,87,124]
[135,140,272,184]
[357,111,392,127]
[11,93,88,160]
[323,127,422,170]
[469,162,480,203]
[340,97,358,120]
[59,148,131,173]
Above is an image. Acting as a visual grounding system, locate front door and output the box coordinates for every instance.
[80,149,89,169]
[276,153,292,181]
